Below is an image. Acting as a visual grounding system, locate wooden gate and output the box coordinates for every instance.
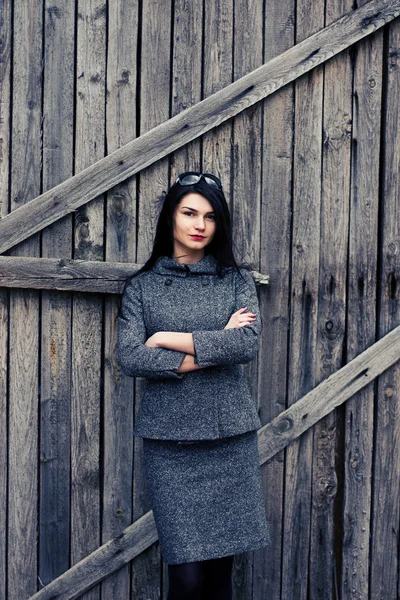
[1,1,400,598]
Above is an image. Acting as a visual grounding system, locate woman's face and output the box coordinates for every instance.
[172,193,217,260]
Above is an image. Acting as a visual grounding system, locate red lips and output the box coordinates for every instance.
[190,235,205,240]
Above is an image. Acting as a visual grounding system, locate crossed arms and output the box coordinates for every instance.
[116,269,262,380]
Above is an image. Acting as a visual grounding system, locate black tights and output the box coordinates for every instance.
[167,554,234,600]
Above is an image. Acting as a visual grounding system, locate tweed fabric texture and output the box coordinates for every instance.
[116,254,263,440]
[142,429,272,564]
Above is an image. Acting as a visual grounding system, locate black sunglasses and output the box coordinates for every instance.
[175,172,223,191]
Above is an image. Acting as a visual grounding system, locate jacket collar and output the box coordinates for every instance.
[153,254,219,277]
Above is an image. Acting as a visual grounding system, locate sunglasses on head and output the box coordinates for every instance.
[175,172,223,191]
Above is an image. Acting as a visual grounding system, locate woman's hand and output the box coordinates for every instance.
[224,307,256,330]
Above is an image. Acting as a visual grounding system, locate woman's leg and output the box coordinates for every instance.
[201,555,234,600]
[167,560,206,600]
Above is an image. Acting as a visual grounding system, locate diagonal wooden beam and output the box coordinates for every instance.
[0,256,270,292]
[1,0,399,255]
[30,323,400,600]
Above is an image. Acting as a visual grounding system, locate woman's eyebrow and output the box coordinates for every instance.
[181,206,215,214]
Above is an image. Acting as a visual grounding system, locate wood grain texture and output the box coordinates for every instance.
[0,255,269,292]
[0,0,11,597]
[0,0,398,254]
[281,0,324,597]
[39,0,75,589]
[71,4,106,600]
[257,0,295,597]
[341,0,383,595]
[370,17,400,600]
[102,1,138,599]
[202,0,234,203]
[308,0,353,597]
[7,1,42,598]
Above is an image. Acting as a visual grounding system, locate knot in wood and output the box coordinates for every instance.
[272,415,293,435]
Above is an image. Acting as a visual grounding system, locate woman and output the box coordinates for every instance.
[116,172,271,599]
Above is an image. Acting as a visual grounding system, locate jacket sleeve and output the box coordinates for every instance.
[192,268,262,367]
[116,275,186,380]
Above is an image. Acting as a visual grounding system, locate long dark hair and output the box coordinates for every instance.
[118,174,254,307]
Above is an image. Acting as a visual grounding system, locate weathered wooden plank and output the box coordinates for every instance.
[308,0,353,597]
[341,1,383,596]
[0,0,398,255]
[39,0,75,589]
[30,511,159,600]
[256,0,295,597]
[231,0,264,596]
[202,0,234,203]
[169,0,202,181]
[0,256,269,292]
[370,17,400,600]
[102,0,138,599]
[8,1,43,598]
[71,4,106,600]
[29,324,400,600]
[281,1,324,598]
[0,0,11,596]
[134,0,174,596]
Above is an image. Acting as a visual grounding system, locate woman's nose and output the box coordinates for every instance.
[195,218,206,229]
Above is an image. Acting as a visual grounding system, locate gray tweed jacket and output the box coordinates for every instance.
[116,254,263,440]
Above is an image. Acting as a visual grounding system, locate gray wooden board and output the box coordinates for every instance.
[8,1,42,598]
[370,17,400,600]
[70,4,106,600]
[281,1,325,598]
[341,0,382,595]
[0,0,11,597]
[308,0,353,597]
[39,0,75,589]
[0,255,269,291]
[257,0,295,597]
[102,1,138,599]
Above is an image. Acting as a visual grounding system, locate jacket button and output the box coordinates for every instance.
[165,278,173,286]
[201,278,209,286]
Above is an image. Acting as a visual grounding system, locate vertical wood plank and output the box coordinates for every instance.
[0,0,11,597]
[341,1,383,597]
[231,1,264,597]
[170,0,202,181]
[8,1,42,597]
[308,0,353,598]
[281,1,324,598]
[103,0,138,598]
[71,2,106,599]
[370,18,400,600]
[202,0,233,202]
[39,0,75,586]
[256,0,295,597]
[136,1,173,597]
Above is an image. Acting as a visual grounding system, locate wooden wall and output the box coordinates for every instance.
[0,0,399,599]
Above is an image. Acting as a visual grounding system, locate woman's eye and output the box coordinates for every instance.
[183,211,215,220]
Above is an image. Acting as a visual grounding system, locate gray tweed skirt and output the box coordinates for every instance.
[142,429,272,565]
